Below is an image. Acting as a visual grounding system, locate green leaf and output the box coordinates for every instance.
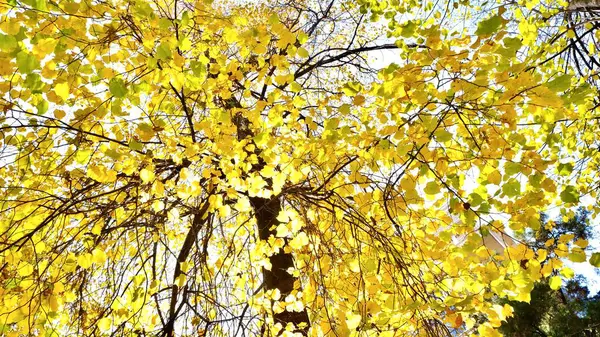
[158,18,172,30]
[399,21,417,38]
[339,104,351,114]
[24,73,43,93]
[503,37,522,51]
[590,253,600,267]
[475,15,502,36]
[297,47,309,58]
[181,11,190,26]
[528,216,540,230]
[557,163,573,176]
[129,140,144,152]
[23,0,47,10]
[478,202,491,213]
[156,43,172,60]
[109,78,128,98]
[135,2,154,17]
[268,13,279,25]
[564,83,592,105]
[504,162,521,176]
[0,34,18,52]
[424,181,440,195]
[104,148,122,160]
[529,173,543,188]
[190,60,206,77]
[502,179,520,197]
[568,250,586,263]
[16,51,39,74]
[14,26,27,42]
[253,132,269,147]
[434,129,452,143]
[547,74,572,92]
[36,100,48,115]
[468,192,484,207]
[560,185,579,204]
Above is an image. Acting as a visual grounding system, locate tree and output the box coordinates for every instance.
[0,0,599,336]
[500,210,600,337]
[500,278,600,337]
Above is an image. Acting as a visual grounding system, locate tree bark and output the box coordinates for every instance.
[249,195,310,335]
[568,0,600,11]
[232,110,310,335]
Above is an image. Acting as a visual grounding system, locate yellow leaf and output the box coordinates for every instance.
[18,263,34,277]
[560,267,574,279]
[574,239,588,248]
[48,295,59,312]
[549,276,562,290]
[274,75,289,86]
[77,253,92,269]
[65,291,77,303]
[353,95,365,106]
[289,81,302,93]
[502,304,514,319]
[140,168,155,184]
[487,170,502,185]
[33,38,58,56]
[297,47,309,58]
[346,312,362,330]
[176,274,187,287]
[55,82,69,100]
[98,317,111,332]
[478,323,502,337]
[54,109,66,119]
[179,37,191,51]
[348,259,360,273]
[289,232,309,250]
[289,169,303,183]
[254,44,267,54]
[87,164,117,183]
[223,28,239,44]
[234,197,251,212]
[559,233,575,243]
[92,248,107,265]
[400,177,416,190]
[275,223,290,237]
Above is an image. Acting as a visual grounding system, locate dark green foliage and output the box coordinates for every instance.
[500,209,600,337]
[499,282,556,337]
[534,208,592,250]
[500,277,600,337]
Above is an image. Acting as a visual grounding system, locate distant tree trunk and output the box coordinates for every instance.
[568,0,600,11]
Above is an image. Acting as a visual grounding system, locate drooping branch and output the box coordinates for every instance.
[163,199,212,337]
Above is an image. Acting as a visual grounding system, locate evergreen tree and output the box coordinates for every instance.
[500,209,600,337]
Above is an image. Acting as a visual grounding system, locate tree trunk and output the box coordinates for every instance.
[232,110,310,335]
[249,196,310,335]
[568,0,600,11]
